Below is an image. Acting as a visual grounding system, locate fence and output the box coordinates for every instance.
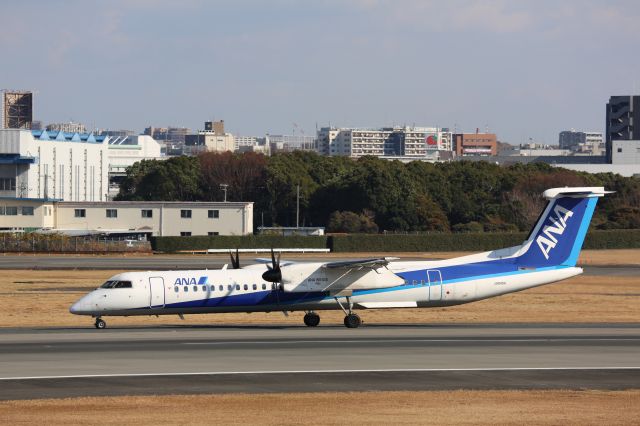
[0,233,152,253]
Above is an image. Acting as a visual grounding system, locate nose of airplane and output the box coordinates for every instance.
[70,294,92,315]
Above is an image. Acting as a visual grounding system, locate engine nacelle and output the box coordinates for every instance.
[279,263,404,293]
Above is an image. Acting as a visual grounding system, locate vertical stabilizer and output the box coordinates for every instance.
[516,187,610,267]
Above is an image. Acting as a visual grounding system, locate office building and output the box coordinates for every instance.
[558,130,604,155]
[317,126,452,159]
[185,121,235,153]
[453,132,497,156]
[606,95,640,162]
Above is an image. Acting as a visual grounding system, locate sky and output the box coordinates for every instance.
[1,0,639,145]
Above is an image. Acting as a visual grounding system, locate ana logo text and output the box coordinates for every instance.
[174,276,208,286]
[536,204,574,260]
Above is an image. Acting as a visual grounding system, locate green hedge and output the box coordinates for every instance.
[329,232,528,252]
[151,235,328,253]
[151,229,640,253]
[584,229,640,249]
[330,229,640,252]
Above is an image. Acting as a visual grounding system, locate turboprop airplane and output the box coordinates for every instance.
[70,187,609,329]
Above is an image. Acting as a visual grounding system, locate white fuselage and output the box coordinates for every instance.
[70,260,582,317]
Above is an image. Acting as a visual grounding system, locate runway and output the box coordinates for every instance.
[1,324,639,399]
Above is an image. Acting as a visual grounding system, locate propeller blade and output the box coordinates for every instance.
[262,248,282,283]
[229,249,240,269]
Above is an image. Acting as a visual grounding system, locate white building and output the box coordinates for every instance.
[108,135,164,199]
[235,136,259,150]
[0,129,108,201]
[317,126,452,159]
[0,198,253,236]
[185,131,235,153]
[611,140,640,165]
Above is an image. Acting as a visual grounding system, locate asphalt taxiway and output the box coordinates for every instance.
[1,324,639,399]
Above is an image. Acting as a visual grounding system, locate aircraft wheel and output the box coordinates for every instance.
[343,313,361,329]
[95,318,106,329]
[303,312,320,327]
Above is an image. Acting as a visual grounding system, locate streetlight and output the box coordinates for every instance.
[220,183,228,202]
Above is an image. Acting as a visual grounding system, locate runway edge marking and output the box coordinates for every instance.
[3,366,640,381]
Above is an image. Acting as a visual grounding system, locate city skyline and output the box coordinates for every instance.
[1,0,639,144]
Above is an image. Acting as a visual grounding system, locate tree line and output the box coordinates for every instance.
[116,151,640,233]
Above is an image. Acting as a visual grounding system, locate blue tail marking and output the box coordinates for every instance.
[516,196,598,268]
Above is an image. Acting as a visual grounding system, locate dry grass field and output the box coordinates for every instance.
[2,390,639,425]
[0,249,638,327]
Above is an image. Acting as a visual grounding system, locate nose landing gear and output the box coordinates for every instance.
[94,318,106,329]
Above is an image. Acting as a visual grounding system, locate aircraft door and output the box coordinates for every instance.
[149,277,165,308]
[427,270,442,301]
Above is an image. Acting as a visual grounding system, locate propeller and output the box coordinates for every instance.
[229,249,240,269]
[261,248,282,283]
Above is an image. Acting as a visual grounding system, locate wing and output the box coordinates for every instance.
[322,257,399,269]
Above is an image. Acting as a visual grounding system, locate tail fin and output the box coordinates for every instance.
[516,187,610,268]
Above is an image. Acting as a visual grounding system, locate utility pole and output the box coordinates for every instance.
[296,184,300,229]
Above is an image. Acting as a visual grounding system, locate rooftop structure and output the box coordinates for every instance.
[2,91,33,130]
[46,121,86,134]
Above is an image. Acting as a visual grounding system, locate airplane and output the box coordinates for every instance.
[70,186,609,329]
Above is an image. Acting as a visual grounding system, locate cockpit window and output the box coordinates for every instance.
[100,280,132,289]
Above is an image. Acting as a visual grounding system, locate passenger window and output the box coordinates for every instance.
[219,285,223,291]
[412,280,417,286]
[236,285,240,291]
[420,279,425,286]
[244,284,248,290]
[262,284,266,290]
[193,285,198,292]
[174,286,179,292]
[228,285,232,291]
[253,284,257,290]
[184,286,188,292]
[202,285,207,292]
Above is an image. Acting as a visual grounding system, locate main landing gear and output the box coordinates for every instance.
[303,311,320,327]
[335,295,362,329]
[94,317,106,329]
